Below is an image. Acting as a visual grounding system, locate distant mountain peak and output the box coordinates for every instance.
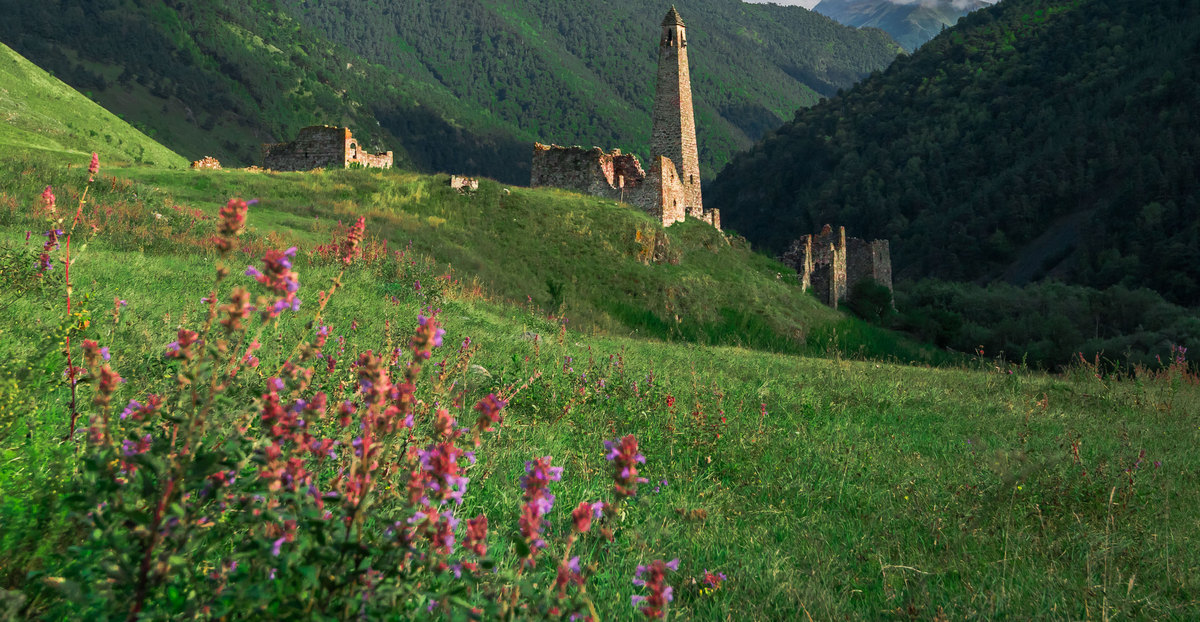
[814,0,993,50]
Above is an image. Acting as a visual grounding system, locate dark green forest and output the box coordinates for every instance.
[889,280,1200,370]
[0,0,899,183]
[711,0,1200,307]
[0,0,531,180]
[275,0,900,180]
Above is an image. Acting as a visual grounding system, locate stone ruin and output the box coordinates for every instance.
[190,156,221,170]
[529,8,719,230]
[261,126,392,172]
[530,145,720,229]
[780,225,892,309]
[449,175,480,193]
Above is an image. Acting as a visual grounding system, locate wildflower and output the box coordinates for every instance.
[88,152,100,181]
[605,434,648,501]
[246,248,301,318]
[410,314,445,361]
[472,393,506,437]
[415,439,470,506]
[218,288,254,334]
[36,229,62,273]
[518,456,562,563]
[571,501,603,533]
[702,569,727,590]
[554,556,585,598]
[165,328,201,361]
[341,216,365,265]
[215,198,249,255]
[41,185,56,212]
[463,514,488,556]
[631,559,679,619]
[121,434,153,458]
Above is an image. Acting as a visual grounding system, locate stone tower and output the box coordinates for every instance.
[651,6,703,214]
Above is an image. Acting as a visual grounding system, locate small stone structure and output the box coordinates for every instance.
[449,175,480,193]
[530,7,718,230]
[190,156,221,170]
[261,126,392,172]
[780,225,892,309]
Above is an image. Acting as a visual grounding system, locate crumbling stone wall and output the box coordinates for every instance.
[780,225,891,308]
[190,156,221,170]
[531,145,696,228]
[449,175,480,193]
[531,144,640,200]
[262,126,392,171]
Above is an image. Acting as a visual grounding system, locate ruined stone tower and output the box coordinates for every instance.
[651,6,703,214]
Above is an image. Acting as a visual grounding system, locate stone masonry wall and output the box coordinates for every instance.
[651,8,703,213]
[530,144,643,200]
[636,156,686,226]
[780,225,891,307]
[263,126,392,171]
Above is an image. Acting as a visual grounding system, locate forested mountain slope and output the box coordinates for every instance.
[0,0,531,181]
[0,0,900,183]
[710,0,1200,306]
[276,0,902,181]
[814,0,992,50]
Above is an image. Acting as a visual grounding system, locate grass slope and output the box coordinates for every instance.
[0,150,1197,619]
[0,43,184,168]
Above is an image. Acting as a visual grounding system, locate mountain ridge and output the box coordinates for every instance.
[709,0,1200,306]
[814,0,992,50]
[0,0,901,184]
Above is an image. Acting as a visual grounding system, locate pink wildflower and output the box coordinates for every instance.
[631,559,679,619]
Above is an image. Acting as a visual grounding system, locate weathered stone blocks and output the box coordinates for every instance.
[262,126,392,172]
[781,225,893,308]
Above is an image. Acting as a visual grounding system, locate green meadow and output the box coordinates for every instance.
[0,146,1195,619]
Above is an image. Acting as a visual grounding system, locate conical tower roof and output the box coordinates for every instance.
[662,5,685,27]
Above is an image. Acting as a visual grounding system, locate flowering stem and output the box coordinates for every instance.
[128,477,176,621]
[62,182,92,441]
[273,269,344,378]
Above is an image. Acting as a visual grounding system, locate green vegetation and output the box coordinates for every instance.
[277,0,902,179]
[711,0,1200,306]
[0,149,1197,619]
[894,280,1200,371]
[0,43,184,167]
[0,0,898,183]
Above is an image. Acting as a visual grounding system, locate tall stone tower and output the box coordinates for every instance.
[651,6,703,214]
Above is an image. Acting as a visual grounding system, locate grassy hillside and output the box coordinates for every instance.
[0,0,899,183]
[711,0,1200,305]
[0,43,184,167]
[1,148,932,364]
[0,150,1197,619]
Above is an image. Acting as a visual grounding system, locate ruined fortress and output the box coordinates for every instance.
[780,226,893,308]
[531,7,719,230]
[262,126,393,172]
